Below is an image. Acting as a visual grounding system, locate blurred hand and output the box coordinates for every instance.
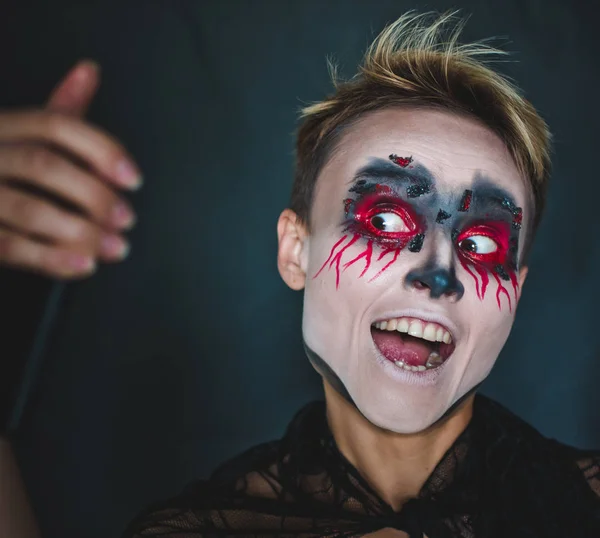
[0,60,142,279]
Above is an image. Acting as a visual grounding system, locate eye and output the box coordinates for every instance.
[458,235,498,255]
[370,211,410,233]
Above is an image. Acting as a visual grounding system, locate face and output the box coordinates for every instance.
[280,107,529,434]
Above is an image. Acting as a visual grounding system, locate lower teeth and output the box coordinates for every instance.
[394,351,444,372]
[393,361,426,372]
[425,351,444,369]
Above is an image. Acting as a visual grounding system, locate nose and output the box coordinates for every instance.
[405,265,465,300]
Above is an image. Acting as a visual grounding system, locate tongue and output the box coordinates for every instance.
[372,329,434,367]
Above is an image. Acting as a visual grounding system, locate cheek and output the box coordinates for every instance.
[310,231,417,289]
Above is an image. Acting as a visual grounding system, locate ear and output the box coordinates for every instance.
[277,209,308,291]
[517,265,528,298]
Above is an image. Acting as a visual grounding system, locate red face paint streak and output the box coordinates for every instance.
[509,271,519,301]
[474,264,490,299]
[459,259,481,299]
[327,234,360,289]
[343,240,373,278]
[369,247,401,282]
[313,235,348,280]
[493,272,512,312]
[315,233,408,288]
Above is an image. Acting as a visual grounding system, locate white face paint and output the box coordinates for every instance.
[302,107,529,434]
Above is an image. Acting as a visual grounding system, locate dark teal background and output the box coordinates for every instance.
[1,1,599,537]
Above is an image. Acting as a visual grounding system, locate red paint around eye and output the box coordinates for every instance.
[456,221,518,311]
[313,194,422,289]
[457,223,509,266]
[352,193,420,246]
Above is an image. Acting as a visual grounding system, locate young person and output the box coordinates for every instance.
[1,12,598,538]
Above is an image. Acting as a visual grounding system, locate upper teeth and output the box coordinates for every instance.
[373,317,452,344]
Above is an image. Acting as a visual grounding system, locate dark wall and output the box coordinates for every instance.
[1,1,599,537]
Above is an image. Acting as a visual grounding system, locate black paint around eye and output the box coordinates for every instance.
[406,184,431,198]
[408,234,425,252]
[494,264,510,281]
[349,180,377,196]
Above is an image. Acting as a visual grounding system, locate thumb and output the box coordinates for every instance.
[46,60,101,117]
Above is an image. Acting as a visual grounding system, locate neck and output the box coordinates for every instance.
[323,381,474,510]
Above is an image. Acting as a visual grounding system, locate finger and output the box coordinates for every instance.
[0,110,142,190]
[0,227,96,280]
[0,144,136,230]
[0,184,130,261]
[46,60,101,117]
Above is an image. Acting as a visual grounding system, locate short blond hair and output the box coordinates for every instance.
[290,11,551,260]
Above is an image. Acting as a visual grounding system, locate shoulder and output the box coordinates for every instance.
[120,401,326,537]
[475,395,600,500]
[120,440,281,537]
[548,439,600,497]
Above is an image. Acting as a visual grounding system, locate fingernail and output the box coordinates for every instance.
[73,60,99,82]
[101,234,130,260]
[115,160,143,190]
[111,201,136,229]
[67,254,96,272]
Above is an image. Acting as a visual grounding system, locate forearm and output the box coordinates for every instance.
[0,438,40,538]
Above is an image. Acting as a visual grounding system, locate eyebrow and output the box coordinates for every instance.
[473,184,521,216]
[350,157,436,188]
[349,159,521,217]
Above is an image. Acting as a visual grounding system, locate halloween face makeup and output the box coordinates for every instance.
[300,108,529,434]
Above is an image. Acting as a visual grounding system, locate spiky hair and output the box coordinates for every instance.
[290,11,551,259]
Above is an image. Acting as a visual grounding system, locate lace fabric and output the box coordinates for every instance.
[122,395,600,537]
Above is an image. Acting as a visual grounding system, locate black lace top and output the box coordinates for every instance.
[122,395,600,537]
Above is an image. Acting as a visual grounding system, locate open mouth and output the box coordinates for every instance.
[371,317,456,372]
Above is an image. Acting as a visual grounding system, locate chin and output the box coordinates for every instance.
[351,381,453,434]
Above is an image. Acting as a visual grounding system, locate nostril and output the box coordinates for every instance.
[405,266,465,300]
